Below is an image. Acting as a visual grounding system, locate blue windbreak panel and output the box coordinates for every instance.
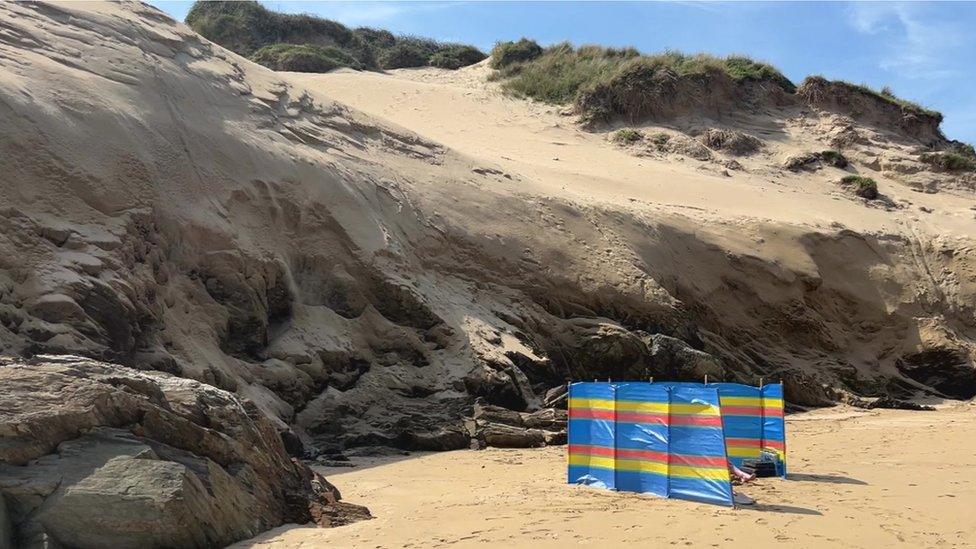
[567,382,616,489]
[613,383,669,497]
[710,383,763,468]
[666,387,733,506]
[761,383,787,476]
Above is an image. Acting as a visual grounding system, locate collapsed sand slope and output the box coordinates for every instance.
[235,404,976,549]
[289,65,976,399]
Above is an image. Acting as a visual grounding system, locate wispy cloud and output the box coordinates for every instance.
[846,2,965,80]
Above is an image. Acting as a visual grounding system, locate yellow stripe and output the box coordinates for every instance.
[570,397,779,411]
[727,447,761,458]
[670,465,730,481]
[615,400,668,413]
[720,396,762,406]
[568,398,615,411]
[669,403,719,416]
[568,454,615,469]
[570,400,719,416]
[615,459,668,475]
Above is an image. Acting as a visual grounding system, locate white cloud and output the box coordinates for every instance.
[846,2,966,80]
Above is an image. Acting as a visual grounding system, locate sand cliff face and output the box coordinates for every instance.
[0,0,974,470]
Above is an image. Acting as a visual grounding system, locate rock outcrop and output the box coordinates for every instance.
[469,400,567,448]
[0,355,369,548]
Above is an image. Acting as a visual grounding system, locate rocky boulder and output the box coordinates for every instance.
[0,355,369,548]
[780,370,839,408]
[469,400,567,448]
[644,334,725,381]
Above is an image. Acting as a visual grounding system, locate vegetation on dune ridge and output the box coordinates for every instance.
[251,43,364,72]
[489,40,796,122]
[186,1,485,72]
[489,39,947,131]
[186,3,954,138]
[800,76,942,121]
[490,38,545,69]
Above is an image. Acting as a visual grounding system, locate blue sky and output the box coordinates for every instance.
[150,1,975,143]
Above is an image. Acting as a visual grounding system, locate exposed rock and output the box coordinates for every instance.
[398,426,470,451]
[780,371,839,407]
[644,334,725,381]
[470,400,567,448]
[480,423,547,448]
[854,396,936,411]
[548,319,648,381]
[896,347,976,399]
[543,384,568,409]
[463,362,537,411]
[0,494,10,549]
[0,356,369,548]
[315,458,357,468]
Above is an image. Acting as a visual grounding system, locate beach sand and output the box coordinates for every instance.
[235,404,976,548]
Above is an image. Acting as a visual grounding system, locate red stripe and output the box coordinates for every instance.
[762,408,784,417]
[569,408,615,420]
[615,412,668,424]
[721,406,763,416]
[669,453,729,468]
[616,448,668,462]
[568,444,615,457]
[728,438,784,451]
[761,439,785,450]
[669,415,723,427]
[726,438,761,447]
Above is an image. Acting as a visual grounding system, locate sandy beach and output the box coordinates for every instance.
[236,404,976,548]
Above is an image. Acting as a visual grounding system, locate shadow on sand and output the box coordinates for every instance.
[788,472,868,485]
[748,503,823,515]
[311,450,441,474]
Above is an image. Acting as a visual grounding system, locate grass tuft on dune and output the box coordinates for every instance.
[186,0,485,72]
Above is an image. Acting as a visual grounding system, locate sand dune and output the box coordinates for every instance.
[287,64,976,236]
[236,404,976,548]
